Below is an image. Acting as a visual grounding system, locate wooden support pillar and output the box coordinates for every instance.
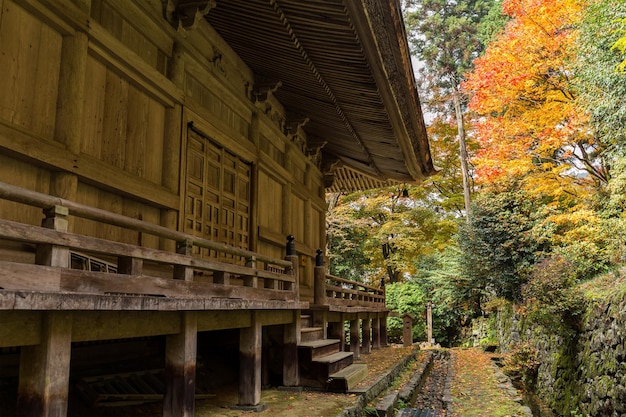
[328,319,345,351]
[164,312,197,417]
[161,41,184,253]
[118,256,143,275]
[427,300,434,345]
[372,316,381,349]
[362,318,371,354]
[17,312,72,417]
[349,317,360,360]
[381,313,389,347]
[282,310,300,387]
[238,313,264,409]
[53,18,89,228]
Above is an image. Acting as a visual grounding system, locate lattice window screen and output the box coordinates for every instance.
[184,129,251,262]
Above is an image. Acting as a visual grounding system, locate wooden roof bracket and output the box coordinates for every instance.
[254,79,283,103]
[286,116,310,154]
[162,0,217,32]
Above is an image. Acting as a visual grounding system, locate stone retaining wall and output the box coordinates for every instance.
[493,289,626,416]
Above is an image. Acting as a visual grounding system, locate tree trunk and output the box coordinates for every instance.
[453,86,471,222]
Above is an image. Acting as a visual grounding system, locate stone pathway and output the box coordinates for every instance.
[445,348,533,417]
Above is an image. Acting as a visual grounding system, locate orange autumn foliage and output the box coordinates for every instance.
[463,0,601,202]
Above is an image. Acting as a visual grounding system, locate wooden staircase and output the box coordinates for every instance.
[298,315,367,392]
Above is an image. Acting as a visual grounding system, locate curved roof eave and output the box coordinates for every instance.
[205,0,436,191]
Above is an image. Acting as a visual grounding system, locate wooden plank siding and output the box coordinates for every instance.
[0,0,327,288]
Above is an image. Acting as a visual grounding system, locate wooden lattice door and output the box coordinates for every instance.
[184,128,251,262]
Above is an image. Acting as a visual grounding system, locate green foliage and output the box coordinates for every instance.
[575,0,626,152]
[327,186,457,285]
[476,0,509,45]
[502,342,540,387]
[457,188,548,302]
[522,256,585,332]
[326,194,373,282]
[405,0,494,84]
[363,406,379,416]
[411,249,467,345]
[385,282,427,343]
[612,17,626,73]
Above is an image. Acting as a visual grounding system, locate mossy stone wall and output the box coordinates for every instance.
[495,290,626,416]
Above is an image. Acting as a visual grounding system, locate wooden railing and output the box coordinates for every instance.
[313,250,386,309]
[0,182,298,304]
[324,275,386,307]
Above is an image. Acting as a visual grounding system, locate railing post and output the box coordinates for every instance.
[313,249,326,306]
[36,205,70,268]
[285,235,299,300]
[174,239,194,281]
[243,256,258,288]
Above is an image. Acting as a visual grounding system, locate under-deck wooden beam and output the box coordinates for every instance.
[282,310,300,387]
[164,312,198,417]
[16,312,72,417]
[362,318,371,354]
[350,317,360,360]
[238,312,263,408]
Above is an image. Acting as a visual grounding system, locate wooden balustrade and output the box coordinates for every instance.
[0,182,296,303]
[324,274,385,308]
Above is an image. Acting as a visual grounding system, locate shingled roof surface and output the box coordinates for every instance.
[206,0,435,191]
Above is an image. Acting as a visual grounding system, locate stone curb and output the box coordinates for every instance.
[374,350,435,417]
[442,349,455,414]
[334,347,430,417]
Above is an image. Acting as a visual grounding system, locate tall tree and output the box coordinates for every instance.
[326,186,456,286]
[575,0,626,155]
[405,0,494,221]
[463,0,608,202]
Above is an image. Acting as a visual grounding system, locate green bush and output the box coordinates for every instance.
[385,283,426,343]
[522,255,585,332]
[502,342,540,387]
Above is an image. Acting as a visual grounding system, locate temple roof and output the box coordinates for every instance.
[205,0,435,191]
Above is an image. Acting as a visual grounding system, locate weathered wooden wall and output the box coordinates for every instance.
[0,0,327,301]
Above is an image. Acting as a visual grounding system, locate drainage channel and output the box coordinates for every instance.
[397,350,449,417]
[367,349,449,417]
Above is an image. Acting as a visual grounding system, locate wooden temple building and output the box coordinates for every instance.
[0,0,435,415]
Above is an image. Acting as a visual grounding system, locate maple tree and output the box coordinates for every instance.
[405,0,495,220]
[463,0,608,203]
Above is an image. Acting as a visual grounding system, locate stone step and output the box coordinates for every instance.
[397,409,442,417]
[327,363,368,392]
[300,314,312,328]
[311,351,353,377]
[300,327,324,342]
[298,339,341,361]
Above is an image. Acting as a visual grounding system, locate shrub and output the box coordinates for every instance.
[522,255,585,332]
[502,342,540,387]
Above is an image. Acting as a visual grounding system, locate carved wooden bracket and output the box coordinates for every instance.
[286,117,310,136]
[162,0,216,31]
[254,79,283,103]
[307,141,327,168]
[286,116,309,153]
